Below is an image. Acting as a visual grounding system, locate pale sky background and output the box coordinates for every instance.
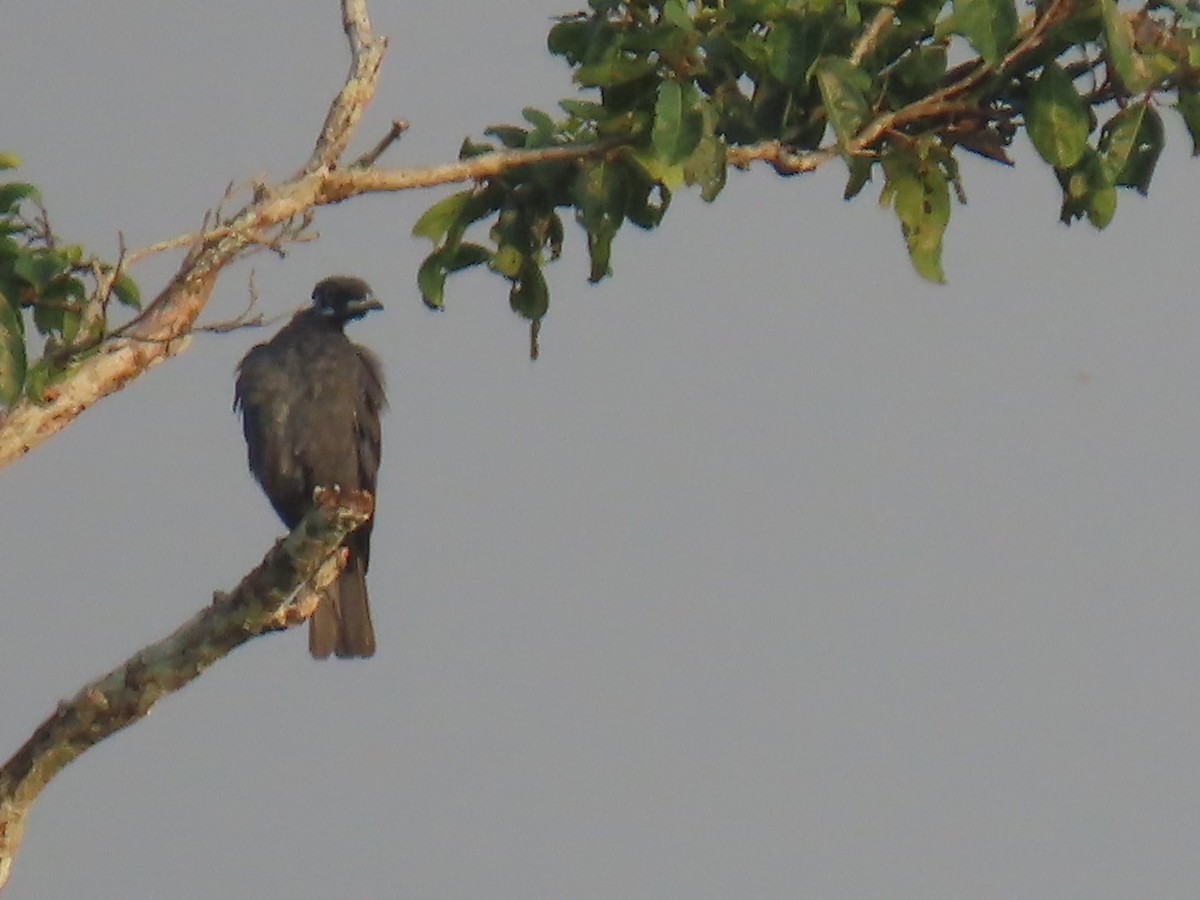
[3,2,1200,898]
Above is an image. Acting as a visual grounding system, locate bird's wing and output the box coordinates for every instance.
[232,342,269,414]
[234,340,311,526]
[353,344,386,495]
[233,343,275,474]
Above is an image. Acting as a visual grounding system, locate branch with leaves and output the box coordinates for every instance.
[411,0,1200,308]
[0,1,617,466]
[3,0,1199,460]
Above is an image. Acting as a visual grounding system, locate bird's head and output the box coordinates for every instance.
[311,276,384,324]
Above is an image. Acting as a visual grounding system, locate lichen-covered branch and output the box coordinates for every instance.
[0,0,387,468]
[0,486,373,894]
[303,0,387,175]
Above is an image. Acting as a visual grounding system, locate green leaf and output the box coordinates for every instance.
[662,0,694,31]
[33,275,85,335]
[0,182,40,214]
[882,148,950,283]
[815,56,870,150]
[630,150,686,190]
[900,0,949,28]
[1100,0,1155,92]
[412,190,474,241]
[1055,3,1103,44]
[0,289,26,406]
[652,81,704,165]
[444,243,492,273]
[574,161,626,281]
[1098,103,1145,181]
[586,227,616,283]
[1056,148,1116,227]
[765,17,822,89]
[12,252,67,288]
[890,46,948,101]
[575,57,657,88]
[547,19,593,62]
[843,156,873,200]
[24,359,52,406]
[683,134,727,202]
[458,137,495,158]
[522,107,557,146]
[112,273,141,309]
[491,245,526,279]
[844,0,862,28]
[59,243,84,267]
[625,176,670,229]
[1176,90,1200,156]
[509,264,549,322]
[417,252,449,310]
[483,124,529,150]
[559,99,607,120]
[1086,180,1117,228]
[1099,102,1163,195]
[952,0,1017,67]
[1025,62,1089,168]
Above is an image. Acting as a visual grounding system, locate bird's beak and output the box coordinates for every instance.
[346,296,384,319]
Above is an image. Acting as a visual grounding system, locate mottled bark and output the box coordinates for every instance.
[0,487,373,892]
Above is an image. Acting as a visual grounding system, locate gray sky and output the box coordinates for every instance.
[3,2,1200,897]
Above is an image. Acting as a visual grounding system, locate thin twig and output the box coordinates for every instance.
[352,119,409,168]
[194,271,284,334]
[850,8,895,67]
[125,227,236,265]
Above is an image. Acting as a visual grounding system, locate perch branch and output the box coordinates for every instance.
[0,487,374,894]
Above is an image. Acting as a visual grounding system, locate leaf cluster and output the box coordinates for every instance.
[0,154,139,407]
[414,0,1200,349]
[413,109,669,329]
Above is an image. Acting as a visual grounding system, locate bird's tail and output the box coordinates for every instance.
[309,553,376,659]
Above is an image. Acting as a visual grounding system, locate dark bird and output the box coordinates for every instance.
[234,276,386,658]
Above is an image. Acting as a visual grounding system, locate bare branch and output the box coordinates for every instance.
[849,8,895,67]
[728,142,838,175]
[321,138,628,196]
[193,271,283,334]
[303,0,387,175]
[0,487,374,892]
[352,119,410,168]
[125,226,236,266]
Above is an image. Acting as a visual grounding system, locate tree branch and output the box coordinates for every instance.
[0,0,627,471]
[0,0,1102,471]
[351,119,410,168]
[0,486,374,894]
[849,7,895,68]
[303,0,387,176]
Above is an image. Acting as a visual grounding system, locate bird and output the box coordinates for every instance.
[234,275,386,658]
